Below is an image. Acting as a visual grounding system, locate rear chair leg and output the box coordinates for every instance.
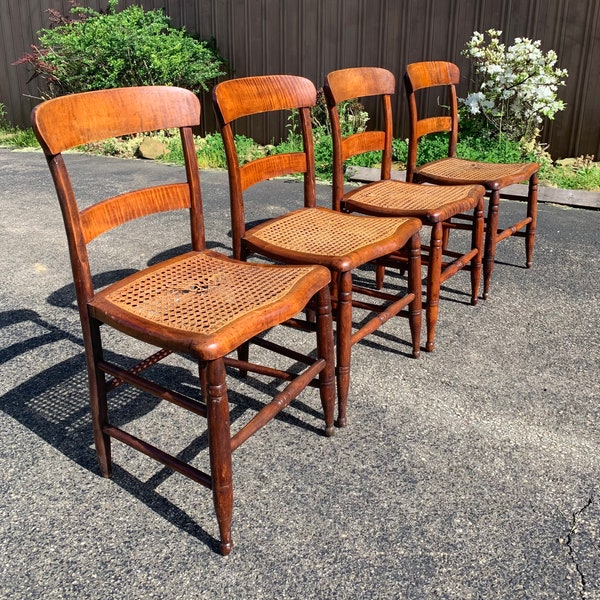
[315,287,336,436]
[87,317,112,478]
[205,358,234,556]
[408,232,422,358]
[525,172,538,268]
[237,342,249,377]
[442,220,451,251]
[375,262,385,290]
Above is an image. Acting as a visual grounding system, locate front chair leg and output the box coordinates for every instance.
[315,286,336,436]
[205,358,234,556]
[335,270,353,427]
[424,223,441,353]
[470,196,485,304]
[408,232,422,358]
[483,189,501,300]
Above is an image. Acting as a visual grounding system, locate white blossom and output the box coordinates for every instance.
[459,29,568,147]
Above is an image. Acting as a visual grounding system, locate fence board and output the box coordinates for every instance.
[1,0,598,158]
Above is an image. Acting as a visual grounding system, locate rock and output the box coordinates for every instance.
[137,137,168,160]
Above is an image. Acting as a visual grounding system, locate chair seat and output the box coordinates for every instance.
[343,179,484,223]
[89,249,330,360]
[416,157,539,189]
[244,207,422,272]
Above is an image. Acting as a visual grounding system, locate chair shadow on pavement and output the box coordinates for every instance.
[1,266,328,553]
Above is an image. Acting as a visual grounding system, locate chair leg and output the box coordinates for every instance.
[408,232,422,358]
[205,358,234,556]
[237,342,249,377]
[335,270,353,427]
[442,220,451,251]
[199,362,208,399]
[425,223,442,352]
[470,196,485,305]
[375,262,385,290]
[483,189,501,300]
[86,317,112,478]
[526,172,539,268]
[315,287,336,436]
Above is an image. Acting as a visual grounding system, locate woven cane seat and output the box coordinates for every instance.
[417,157,538,188]
[244,207,421,271]
[343,179,484,223]
[90,250,328,359]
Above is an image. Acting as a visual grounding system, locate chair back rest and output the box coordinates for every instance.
[212,75,318,259]
[31,86,205,310]
[324,67,396,210]
[404,61,460,181]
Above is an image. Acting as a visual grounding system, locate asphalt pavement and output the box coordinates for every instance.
[1,148,599,599]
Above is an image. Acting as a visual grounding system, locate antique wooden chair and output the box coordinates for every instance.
[31,86,338,555]
[404,61,539,299]
[212,74,423,427]
[324,67,485,352]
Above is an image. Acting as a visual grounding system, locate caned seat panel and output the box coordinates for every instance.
[89,250,329,359]
[244,207,421,271]
[416,158,539,188]
[343,180,484,222]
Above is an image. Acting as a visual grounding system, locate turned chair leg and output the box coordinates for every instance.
[407,232,422,358]
[526,172,539,269]
[425,223,442,352]
[206,358,234,556]
[315,287,336,436]
[483,189,501,300]
[335,271,353,427]
[470,196,485,305]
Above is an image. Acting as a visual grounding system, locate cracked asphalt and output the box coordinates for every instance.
[1,149,599,599]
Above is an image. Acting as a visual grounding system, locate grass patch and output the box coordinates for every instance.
[1,123,598,191]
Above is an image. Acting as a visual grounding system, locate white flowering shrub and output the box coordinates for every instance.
[461,29,568,150]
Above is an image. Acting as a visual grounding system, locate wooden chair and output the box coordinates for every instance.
[324,67,485,352]
[31,85,338,556]
[212,74,423,427]
[404,61,539,299]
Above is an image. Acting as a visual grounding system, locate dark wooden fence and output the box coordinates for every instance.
[2,0,599,158]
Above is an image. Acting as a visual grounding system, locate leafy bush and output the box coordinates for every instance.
[276,91,375,180]
[16,0,226,97]
[161,133,260,170]
[392,138,408,164]
[412,128,529,167]
[541,155,600,190]
[460,29,568,151]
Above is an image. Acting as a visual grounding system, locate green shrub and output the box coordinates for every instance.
[277,93,374,181]
[414,122,530,166]
[391,138,408,164]
[16,0,225,97]
[7,128,40,148]
[540,155,600,190]
[313,135,334,179]
[162,133,260,170]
